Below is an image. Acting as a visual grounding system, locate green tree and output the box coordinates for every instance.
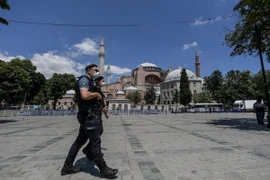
[144,86,156,104]
[172,89,179,104]
[27,72,46,103]
[0,59,47,105]
[252,70,270,99]
[0,0,10,25]
[205,70,223,102]
[8,59,46,104]
[222,70,255,107]
[47,73,76,110]
[179,69,192,106]
[0,60,30,104]
[126,91,141,105]
[196,92,212,103]
[224,0,270,60]
[32,81,49,105]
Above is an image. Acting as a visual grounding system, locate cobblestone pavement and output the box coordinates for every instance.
[1,113,270,180]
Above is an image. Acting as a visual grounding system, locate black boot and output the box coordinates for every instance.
[97,162,118,178]
[61,163,81,176]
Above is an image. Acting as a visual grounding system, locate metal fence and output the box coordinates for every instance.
[0,110,77,117]
[0,109,247,117]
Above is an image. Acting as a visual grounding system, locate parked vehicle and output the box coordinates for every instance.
[232,100,257,112]
[188,103,224,112]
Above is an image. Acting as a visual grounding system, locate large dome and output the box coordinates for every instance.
[66,90,75,94]
[137,62,157,68]
[165,67,197,82]
[124,86,138,90]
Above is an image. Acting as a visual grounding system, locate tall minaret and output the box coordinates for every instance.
[106,64,111,84]
[195,47,201,77]
[99,38,105,76]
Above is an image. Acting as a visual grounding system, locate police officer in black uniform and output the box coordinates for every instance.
[61,64,118,178]
[82,75,109,159]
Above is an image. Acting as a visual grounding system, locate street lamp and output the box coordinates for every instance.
[254,25,270,128]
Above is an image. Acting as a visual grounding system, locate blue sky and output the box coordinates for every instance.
[0,0,269,81]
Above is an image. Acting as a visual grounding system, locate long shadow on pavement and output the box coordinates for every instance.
[0,119,18,124]
[74,157,118,179]
[74,157,99,177]
[206,118,270,131]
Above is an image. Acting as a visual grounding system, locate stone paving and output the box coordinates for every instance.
[1,113,270,180]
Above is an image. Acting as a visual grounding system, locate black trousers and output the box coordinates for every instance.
[84,120,103,157]
[64,112,105,167]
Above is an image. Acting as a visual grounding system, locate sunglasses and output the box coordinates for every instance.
[92,69,99,72]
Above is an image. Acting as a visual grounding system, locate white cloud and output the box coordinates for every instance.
[0,51,25,61]
[182,42,198,50]
[104,65,132,75]
[72,38,99,56]
[192,16,222,26]
[0,38,132,79]
[31,52,84,78]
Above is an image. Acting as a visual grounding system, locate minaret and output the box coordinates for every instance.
[195,47,201,77]
[99,38,105,76]
[106,64,111,84]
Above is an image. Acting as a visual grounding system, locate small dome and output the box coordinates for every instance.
[66,90,75,94]
[124,86,138,90]
[116,90,125,95]
[137,62,158,68]
[165,67,197,82]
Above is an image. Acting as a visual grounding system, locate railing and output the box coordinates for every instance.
[0,108,249,117]
[0,110,77,117]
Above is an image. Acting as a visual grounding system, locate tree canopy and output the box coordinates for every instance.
[47,73,76,110]
[224,0,270,60]
[0,59,46,105]
[126,91,141,105]
[0,58,76,109]
[204,69,267,107]
[0,0,10,25]
[179,69,192,106]
[144,86,156,104]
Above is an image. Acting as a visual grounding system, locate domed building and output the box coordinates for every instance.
[100,39,203,108]
[160,67,204,105]
[102,61,168,101]
[48,90,76,110]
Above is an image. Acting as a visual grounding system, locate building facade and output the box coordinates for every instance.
[48,90,75,110]
[101,62,168,101]
[160,67,204,105]
[50,39,204,110]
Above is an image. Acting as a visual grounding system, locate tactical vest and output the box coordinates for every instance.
[75,75,99,112]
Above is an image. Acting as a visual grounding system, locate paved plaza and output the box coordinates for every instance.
[1,113,270,180]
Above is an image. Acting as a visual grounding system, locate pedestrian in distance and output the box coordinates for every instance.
[253,97,266,125]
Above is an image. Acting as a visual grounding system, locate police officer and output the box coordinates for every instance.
[61,64,118,178]
[82,75,108,159]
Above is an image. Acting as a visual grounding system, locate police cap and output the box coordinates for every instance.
[85,64,98,71]
[95,75,104,82]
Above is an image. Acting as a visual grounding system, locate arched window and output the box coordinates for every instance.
[107,94,113,99]
[118,104,122,110]
[112,104,116,110]
[124,104,128,111]
[145,74,162,84]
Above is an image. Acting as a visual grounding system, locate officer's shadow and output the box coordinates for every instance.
[74,157,118,179]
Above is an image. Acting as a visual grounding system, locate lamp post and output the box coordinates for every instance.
[254,25,270,128]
